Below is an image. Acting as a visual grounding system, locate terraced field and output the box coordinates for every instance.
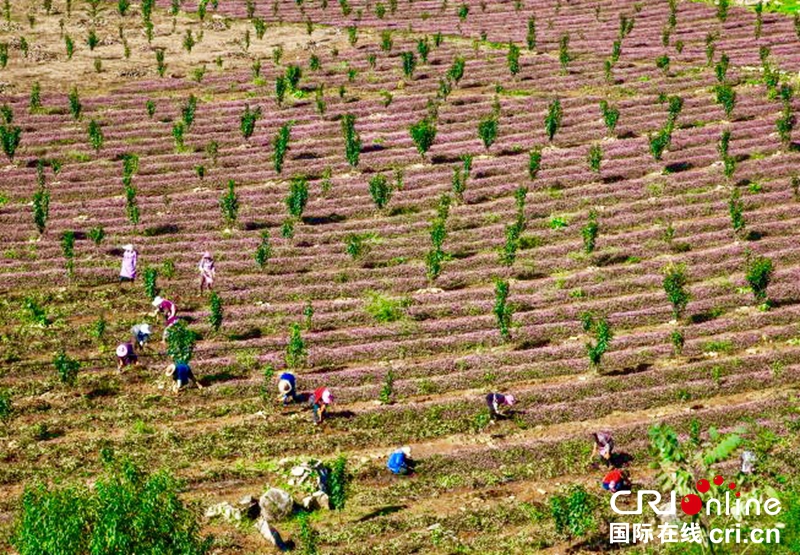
[2,0,800,553]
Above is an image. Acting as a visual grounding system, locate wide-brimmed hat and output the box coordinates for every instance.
[165,363,176,376]
[123,244,134,251]
[116,344,130,357]
[504,394,516,406]
[321,389,333,404]
[202,251,212,258]
[278,379,292,394]
[400,445,412,457]
[138,323,151,334]
[152,296,164,307]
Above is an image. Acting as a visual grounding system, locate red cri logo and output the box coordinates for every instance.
[681,475,740,516]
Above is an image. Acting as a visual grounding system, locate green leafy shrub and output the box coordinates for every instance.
[478,114,498,149]
[60,230,75,276]
[208,292,223,332]
[143,267,158,300]
[220,179,239,226]
[240,104,262,141]
[87,119,103,151]
[285,323,306,368]
[410,117,436,157]
[255,230,271,269]
[286,175,309,219]
[558,34,570,74]
[88,226,105,246]
[746,255,773,304]
[166,321,197,363]
[507,42,520,76]
[526,17,536,50]
[400,51,416,79]
[550,485,595,538]
[32,181,50,235]
[728,187,745,235]
[341,114,361,167]
[662,262,690,319]
[273,121,292,174]
[297,511,318,555]
[587,144,602,173]
[365,292,408,322]
[581,210,599,254]
[13,458,211,555]
[600,100,619,136]
[328,455,348,510]
[671,329,685,356]
[493,279,513,341]
[68,86,81,120]
[0,388,11,424]
[586,317,612,369]
[379,370,394,404]
[368,173,392,210]
[544,99,562,141]
[53,350,80,385]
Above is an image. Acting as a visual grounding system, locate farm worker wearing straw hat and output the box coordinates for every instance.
[116,342,138,371]
[309,386,333,424]
[119,244,137,282]
[165,362,203,392]
[277,372,298,405]
[152,296,178,341]
[131,323,152,351]
[486,392,515,419]
[387,446,414,475]
[198,251,216,294]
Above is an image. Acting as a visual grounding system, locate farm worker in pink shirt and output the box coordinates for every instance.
[119,244,137,282]
[198,251,216,293]
[152,296,177,340]
[116,342,138,371]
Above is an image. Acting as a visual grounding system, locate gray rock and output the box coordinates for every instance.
[259,488,294,521]
[312,490,330,510]
[254,517,293,551]
[302,495,318,511]
[205,502,242,522]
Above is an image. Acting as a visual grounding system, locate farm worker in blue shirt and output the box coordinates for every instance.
[387,446,413,475]
[165,362,203,393]
[277,372,297,404]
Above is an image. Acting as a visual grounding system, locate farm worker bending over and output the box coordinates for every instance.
[387,446,413,475]
[116,342,138,371]
[591,431,614,465]
[119,244,137,282]
[198,251,216,293]
[741,450,756,474]
[486,392,515,418]
[152,296,178,339]
[309,386,333,424]
[602,468,628,493]
[165,362,203,392]
[131,323,152,350]
[277,372,297,404]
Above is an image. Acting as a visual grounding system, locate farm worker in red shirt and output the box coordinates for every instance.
[602,468,628,493]
[591,431,614,465]
[198,251,216,293]
[309,386,333,424]
[116,342,137,371]
[486,392,515,418]
[152,296,178,340]
[119,244,137,282]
